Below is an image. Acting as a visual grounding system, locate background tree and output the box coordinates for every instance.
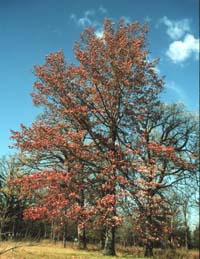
[192,224,199,249]
[128,103,198,256]
[0,155,26,240]
[168,177,199,250]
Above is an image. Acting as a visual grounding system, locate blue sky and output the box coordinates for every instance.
[0,0,199,156]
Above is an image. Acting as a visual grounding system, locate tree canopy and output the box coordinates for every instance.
[10,19,199,257]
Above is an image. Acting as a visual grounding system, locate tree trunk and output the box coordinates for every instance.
[183,209,189,250]
[50,221,54,241]
[0,227,2,241]
[144,240,153,257]
[63,233,67,248]
[44,222,47,239]
[77,224,87,249]
[0,220,5,241]
[103,226,116,256]
[99,226,106,250]
[184,226,188,250]
[63,224,68,248]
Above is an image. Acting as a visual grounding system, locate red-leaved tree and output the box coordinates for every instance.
[10,19,198,257]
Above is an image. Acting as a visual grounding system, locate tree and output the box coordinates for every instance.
[129,103,198,256]
[167,177,199,250]
[11,18,165,255]
[0,155,26,241]
[10,19,198,256]
[192,224,199,249]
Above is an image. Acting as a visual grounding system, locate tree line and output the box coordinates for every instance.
[0,19,199,257]
[0,154,199,253]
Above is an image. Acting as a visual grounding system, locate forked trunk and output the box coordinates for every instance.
[144,240,153,257]
[103,226,116,256]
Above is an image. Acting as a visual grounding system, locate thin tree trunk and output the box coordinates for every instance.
[63,233,67,248]
[144,240,153,257]
[63,224,67,248]
[100,226,106,250]
[103,226,116,256]
[0,227,2,241]
[77,224,87,250]
[44,223,48,239]
[50,221,55,241]
[183,207,189,250]
[0,220,5,241]
[184,225,188,250]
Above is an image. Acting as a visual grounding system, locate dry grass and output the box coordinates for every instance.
[0,241,199,259]
[0,241,144,259]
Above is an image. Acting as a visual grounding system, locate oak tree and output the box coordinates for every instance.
[130,103,198,256]
[10,19,198,257]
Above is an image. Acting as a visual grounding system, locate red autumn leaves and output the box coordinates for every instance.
[10,19,197,253]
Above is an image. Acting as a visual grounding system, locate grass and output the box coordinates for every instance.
[0,241,146,259]
[0,240,199,259]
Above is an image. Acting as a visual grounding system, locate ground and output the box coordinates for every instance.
[0,241,199,259]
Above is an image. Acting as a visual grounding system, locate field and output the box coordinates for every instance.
[0,241,199,259]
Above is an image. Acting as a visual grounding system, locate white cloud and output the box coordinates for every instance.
[70,14,78,25]
[70,7,108,28]
[166,34,199,63]
[95,28,104,38]
[78,16,92,27]
[160,16,190,40]
[99,6,107,14]
[153,67,160,75]
[144,16,152,23]
[70,10,96,27]
[70,7,109,39]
